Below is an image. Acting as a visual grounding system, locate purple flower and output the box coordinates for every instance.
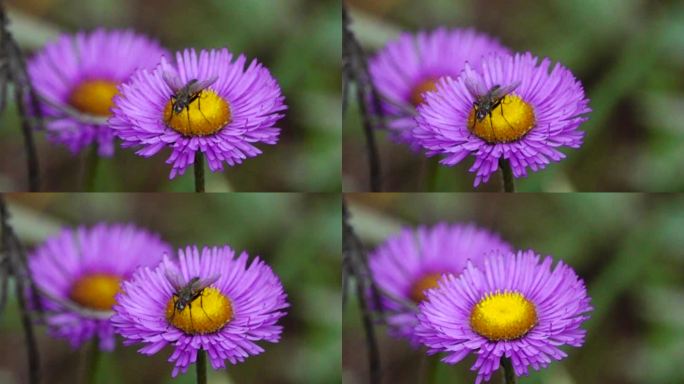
[368,222,511,345]
[413,52,591,187]
[27,29,167,156]
[416,250,592,384]
[28,223,171,350]
[109,48,287,179]
[112,246,288,376]
[369,28,510,147]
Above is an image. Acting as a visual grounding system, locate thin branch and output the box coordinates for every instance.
[0,195,41,384]
[1,5,42,191]
[14,87,41,191]
[15,273,41,384]
[343,4,383,192]
[35,92,109,126]
[342,199,383,384]
[30,284,114,320]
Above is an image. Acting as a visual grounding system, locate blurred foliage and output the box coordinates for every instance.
[343,193,684,384]
[0,0,341,192]
[343,0,684,192]
[0,193,341,384]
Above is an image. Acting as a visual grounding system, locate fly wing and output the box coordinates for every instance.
[186,76,218,94]
[464,75,488,99]
[194,274,220,290]
[491,81,521,99]
[162,71,185,92]
[164,268,186,291]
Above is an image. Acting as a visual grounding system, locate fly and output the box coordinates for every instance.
[162,72,218,128]
[165,269,220,327]
[465,77,520,140]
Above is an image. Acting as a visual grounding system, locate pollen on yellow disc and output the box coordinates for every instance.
[165,287,233,334]
[69,273,122,311]
[470,291,537,341]
[467,94,536,143]
[409,272,444,303]
[410,78,439,106]
[68,80,119,117]
[163,89,232,137]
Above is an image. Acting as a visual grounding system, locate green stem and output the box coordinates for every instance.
[196,349,207,384]
[422,354,439,384]
[84,337,100,384]
[501,357,516,384]
[499,158,515,192]
[84,143,99,192]
[194,151,205,193]
[426,159,440,192]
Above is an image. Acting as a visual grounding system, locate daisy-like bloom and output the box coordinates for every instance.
[416,250,592,384]
[109,48,287,178]
[368,222,511,345]
[28,223,171,350]
[27,29,167,156]
[112,246,288,376]
[413,52,591,187]
[369,28,509,146]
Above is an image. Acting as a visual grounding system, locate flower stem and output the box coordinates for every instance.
[426,159,440,192]
[194,151,205,193]
[84,143,99,192]
[499,158,515,192]
[196,349,207,384]
[84,337,100,384]
[421,354,439,384]
[501,357,516,384]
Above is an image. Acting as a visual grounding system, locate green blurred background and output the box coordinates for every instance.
[344,193,684,384]
[343,0,684,192]
[0,193,341,384]
[0,0,340,192]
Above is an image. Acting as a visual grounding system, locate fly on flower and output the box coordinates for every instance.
[162,72,218,130]
[110,48,286,179]
[413,52,590,187]
[465,76,521,138]
[112,246,289,376]
[164,268,220,324]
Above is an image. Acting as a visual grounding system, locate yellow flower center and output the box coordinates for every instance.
[410,78,439,107]
[409,272,444,303]
[69,273,122,311]
[163,89,232,137]
[467,94,536,143]
[165,287,233,334]
[470,291,537,341]
[68,80,119,117]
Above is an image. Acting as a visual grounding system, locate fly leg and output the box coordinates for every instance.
[169,296,178,322]
[198,290,215,322]
[185,106,192,135]
[498,102,517,140]
[470,103,478,132]
[196,93,214,126]
[188,301,194,332]
[165,296,178,332]
[488,112,499,143]
[166,97,177,127]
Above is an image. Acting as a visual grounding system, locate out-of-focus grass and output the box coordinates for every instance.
[0,193,341,384]
[343,0,684,192]
[0,0,341,192]
[343,194,684,384]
